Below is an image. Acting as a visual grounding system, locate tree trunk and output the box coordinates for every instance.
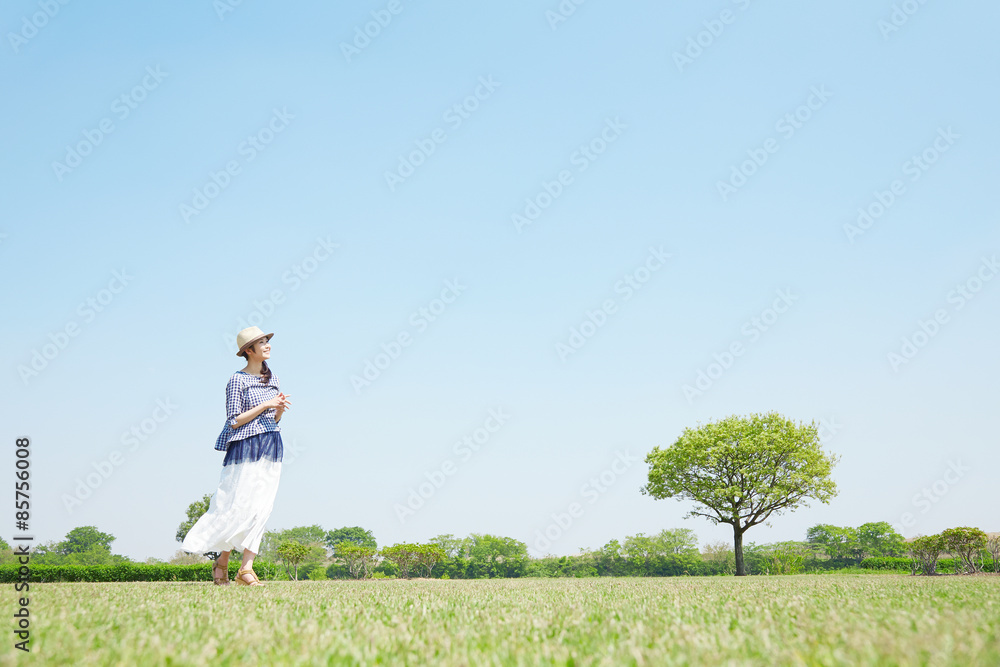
[733,529,746,576]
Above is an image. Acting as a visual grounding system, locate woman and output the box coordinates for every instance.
[182,326,291,586]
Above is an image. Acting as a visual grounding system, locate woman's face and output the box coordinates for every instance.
[247,338,271,361]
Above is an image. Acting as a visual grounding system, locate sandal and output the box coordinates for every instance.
[212,559,230,586]
[236,567,264,587]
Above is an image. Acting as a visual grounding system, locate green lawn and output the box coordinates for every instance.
[5,574,998,666]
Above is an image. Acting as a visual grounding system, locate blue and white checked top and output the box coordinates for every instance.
[214,371,281,451]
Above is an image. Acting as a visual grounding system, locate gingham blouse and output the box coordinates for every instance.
[214,370,281,451]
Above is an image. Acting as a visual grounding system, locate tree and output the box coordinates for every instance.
[465,534,528,578]
[986,534,1000,573]
[621,533,657,565]
[175,494,213,543]
[909,534,945,575]
[940,526,988,573]
[856,521,905,559]
[326,526,377,551]
[652,528,700,555]
[806,524,858,561]
[756,541,811,575]
[61,526,115,554]
[701,540,735,575]
[276,541,311,580]
[595,539,628,577]
[413,544,447,578]
[381,543,423,579]
[298,562,328,580]
[335,542,378,579]
[428,534,464,558]
[642,413,839,576]
[260,525,327,563]
[274,525,327,545]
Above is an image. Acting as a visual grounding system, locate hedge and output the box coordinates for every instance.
[0,560,281,583]
[860,556,996,573]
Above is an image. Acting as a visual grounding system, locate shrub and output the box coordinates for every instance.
[860,557,911,571]
[0,560,280,583]
[940,527,988,574]
[988,535,1000,573]
[909,535,945,575]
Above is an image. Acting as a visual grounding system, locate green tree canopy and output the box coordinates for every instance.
[464,534,529,578]
[652,528,700,555]
[276,541,311,580]
[61,526,115,554]
[380,543,424,579]
[428,534,464,559]
[909,534,945,575]
[620,529,700,564]
[856,521,906,559]
[642,412,839,576]
[334,542,378,579]
[260,525,327,562]
[806,524,858,560]
[941,526,988,573]
[325,526,377,551]
[413,544,446,578]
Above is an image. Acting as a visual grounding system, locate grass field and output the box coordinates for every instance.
[4,574,998,666]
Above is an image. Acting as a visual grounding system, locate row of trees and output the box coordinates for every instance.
[8,521,996,580]
[169,411,982,579]
[9,526,129,566]
[805,522,907,561]
[16,408,984,581]
[910,527,998,575]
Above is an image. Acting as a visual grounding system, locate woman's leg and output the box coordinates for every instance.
[236,549,264,585]
[213,549,233,585]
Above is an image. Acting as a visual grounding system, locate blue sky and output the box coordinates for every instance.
[3,0,997,561]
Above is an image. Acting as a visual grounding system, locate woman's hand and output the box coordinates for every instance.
[273,392,291,421]
[265,393,291,410]
[233,393,292,428]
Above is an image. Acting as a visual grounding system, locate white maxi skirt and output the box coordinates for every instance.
[182,431,283,556]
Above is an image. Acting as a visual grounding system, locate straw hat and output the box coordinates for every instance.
[235,326,274,357]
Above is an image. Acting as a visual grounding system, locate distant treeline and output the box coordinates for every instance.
[8,523,996,582]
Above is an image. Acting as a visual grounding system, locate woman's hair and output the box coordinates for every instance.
[239,341,272,383]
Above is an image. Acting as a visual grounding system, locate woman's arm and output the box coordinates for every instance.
[231,395,287,428]
[274,392,290,423]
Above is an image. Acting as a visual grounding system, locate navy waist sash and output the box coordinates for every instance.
[223,431,283,467]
